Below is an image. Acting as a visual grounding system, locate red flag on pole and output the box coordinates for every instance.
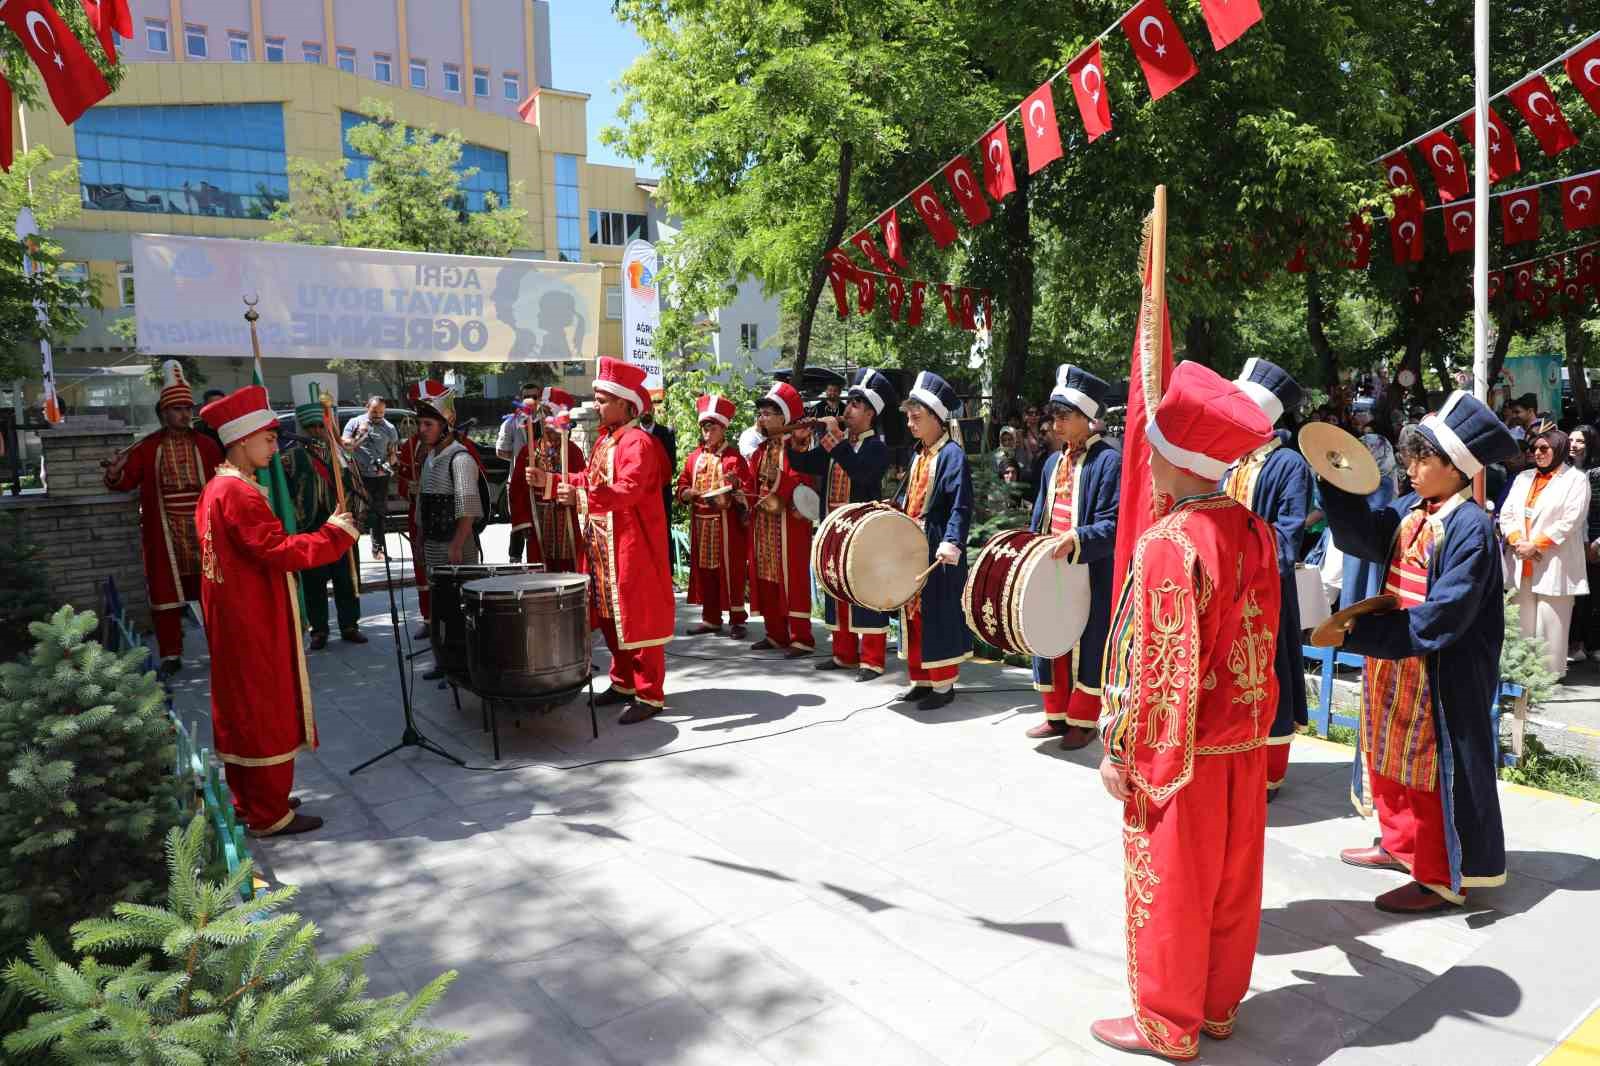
[1579,247,1600,285]
[1512,264,1535,299]
[1500,190,1540,244]
[878,207,908,267]
[1460,107,1521,184]
[1381,151,1426,219]
[938,284,959,327]
[1562,174,1600,232]
[1066,43,1112,142]
[1487,270,1503,300]
[0,0,112,124]
[1344,213,1372,269]
[825,248,854,320]
[959,288,977,330]
[1506,75,1578,157]
[942,154,991,226]
[1197,0,1262,50]
[1442,202,1475,254]
[911,181,960,248]
[1389,214,1423,264]
[909,281,927,327]
[850,230,897,275]
[1565,37,1600,118]
[886,275,905,322]
[1417,130,1470,203]
[855,272,877,315]
[979,120,1017,201]
[1120,0,1198,102]
[1019,81,1064,174]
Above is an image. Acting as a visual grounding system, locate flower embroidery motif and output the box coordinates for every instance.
[1227,589,1273,731]
[1141,579,1190,753]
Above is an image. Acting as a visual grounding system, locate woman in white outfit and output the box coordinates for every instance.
[1500,424,1591,681]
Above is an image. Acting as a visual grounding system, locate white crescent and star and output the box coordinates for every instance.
[1430,143,1457,175]
[24,11,63,71]
[1080,63,1103,105]
[1137,15,1168,58]
[1387,164,1410,189]
[919,194,945,224]
[1510,197,1532,223]
[1451,208,1472,232]
[1585,59,1600,88]
[1398,220,1418,242]
[1571,185,1594,210]
[1027,98,1049,137]
[1525,90,1558,125]
[953,166,976,200]
[987,137,1005,169]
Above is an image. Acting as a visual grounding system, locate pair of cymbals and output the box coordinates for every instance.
[1298,422,1381,495]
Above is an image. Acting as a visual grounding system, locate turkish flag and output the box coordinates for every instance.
[1500,190,1540,245]
[1066,43,1112,142]
[979,120,1017,201]
[1382,151,1425,219]
[1344,213,1372,269]
[1562,174,1600,231]
[1530,283,1551,319]
[1417,130,1470,203]
[850,230,896,275]
[1019,81,1064,174]
[959,288,978,330]
[1389,213,1423,264]
[909,281,927,327]
[1121,0,1198,102]
[825,248,854,320]
[1442,203,1475,254]
[1507,75,1578,157]
[1512,264,1535,299]
[1487,270,1503,301]
[1579,247,1600,285]
[855,272,876,315]
[1197,0,1262,50]
[0,0,113,125]
[911,181,959,248]
[1562,279,1584,308]
[938,284,960,327]
[878,207,908,267]
[0,77,11,171]
[1460,107,1521,184]
[943,154,991,226]
[1565,37,1600,118]
[885,275,906,322]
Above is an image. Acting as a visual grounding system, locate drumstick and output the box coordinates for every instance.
[913,559,943,585]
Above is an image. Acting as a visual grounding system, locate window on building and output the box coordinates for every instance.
[57,262,90,304]
[228,31,249,62]
[303,42,322,64]
[625,213,648,241]
[740,323,760,350]
[340,110,508,213]
[373,53,392,82]
[184,24,207,58]
[145,19,168,53]
[554,154,581,262]
[605,286,622,320]
[409,59,427,89]
[264,36,284,62]
[503,73,520,101]
[473,67,489,97]
[336,46,355,72]
[76,103,290,220]
[587,210,649,246]
[443,64,461,93]
[118,263,135,307]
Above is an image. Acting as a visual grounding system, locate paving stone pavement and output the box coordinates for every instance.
[165,573,1600,1066]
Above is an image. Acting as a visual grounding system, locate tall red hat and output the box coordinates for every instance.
[157,359,193,411]
[695,393,735,426]
[594,357,650,415]
[407,378,455,425]
[759,381,803,424]
[540,386,576,415]
[200,385,277,446]
[1148,361,1273,479]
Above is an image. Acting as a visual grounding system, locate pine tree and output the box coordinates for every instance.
[0,516,54,661]
[3,816,463,1065]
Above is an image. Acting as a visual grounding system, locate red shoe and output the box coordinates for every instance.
[1025,719,1064,739]
[1058,726,1098,751]
[1374,881,1459,914]
[1340,845,1407,872]
[1089,1016,1197,1061]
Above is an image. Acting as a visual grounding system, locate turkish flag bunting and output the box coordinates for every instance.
[1382,152,1426,219]
[850,230,897,275]
[1565,38,1600,118]
[1197,0,1262,50]
[1562,174,1600,231]
[943,154,991,226]
[1019,81,1064,174]
[959,288,978,330]
[1487,270,1503,301]
[938,284,960,327]
[911,181,960,248]
[1417,130,1470,203]
[1507,75,1578,157]
[1562,279,1584,307]
[1580,247,1600,285]
[1544,257,1565,287]
[1500,190,1541,244]
[1066,43,1113,142]
[1512,264,1535,299]
[825,249,854,320]
[1442,202,1475,254]
[885,275,906,322]
[1120,0,1198,102]
[877,207,908,268]
[1460,107,1521,184]
[1344,213,1372,269]
[979,120,1017,201]
[855,272,876,315]
[80,0,117,61]
[1530,283,1552,318]
[909,281,927,327]
[1389,213,1423,264]
[0,0,112,125]
[0,77,11,171]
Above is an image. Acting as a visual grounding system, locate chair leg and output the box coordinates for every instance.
[490,699,501,761]
[589,675,599,739]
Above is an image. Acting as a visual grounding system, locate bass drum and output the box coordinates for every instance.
[811,501,927,613]
[962,530,1089,659]
[463,573,591,698]
[429,563,544,679]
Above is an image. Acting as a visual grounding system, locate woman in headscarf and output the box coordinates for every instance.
[1499,423,1592,680]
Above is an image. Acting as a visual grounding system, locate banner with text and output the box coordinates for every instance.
[131,234,603,363]
[621,238,663,395]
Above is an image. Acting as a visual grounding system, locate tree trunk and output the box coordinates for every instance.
[1563,311,1593,421]
[1305,271,1338,390]
[1182,316,1223,367]
[792,141,854,380]
[993,159,1033,430]
[1488,304,1514,389]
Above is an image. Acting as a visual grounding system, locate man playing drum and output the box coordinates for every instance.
[746,382,818,657]
[1027,364,1120,750]
[678,393,754,639]
[789,367,898,680]
[1221,357,1313,799]
[508,387,587,573]
[896,371,973,710]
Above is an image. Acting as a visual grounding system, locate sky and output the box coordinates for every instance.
[546,3,650,174]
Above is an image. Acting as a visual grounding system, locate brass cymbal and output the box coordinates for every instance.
[1299,422,1381,495]
[1309,593,1399,648]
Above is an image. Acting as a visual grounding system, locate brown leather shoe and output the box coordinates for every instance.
[1340,845,1407,872]
[618,701,661,725]
[685,622,721,636]
[1058,726,1097,751]
[340,628,369,644]
[1025,719,1065,739]
[288,796,302,809]
[1090,1016,1197,1061]
[729,624,748,639]
[750,638,778,651]
[308,631,328,650]
[1375,881,1459,914]
[594,687,631,708]
[257,812,324,837]
[783,646,811,659]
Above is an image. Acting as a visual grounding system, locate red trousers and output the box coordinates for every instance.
[832,616,887,673]
[152,573,203,659]
[225,759,296,835]
[598,618,666,708]
[1370,769,1456,901]
[752,577,813,649]
[699,569,748,628]
[1042,674,1101,728]
[904,612,959,690]
[1122,747,1267,1056]
[1266,740,1292,793]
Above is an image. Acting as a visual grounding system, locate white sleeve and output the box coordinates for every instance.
[453,452,483,519]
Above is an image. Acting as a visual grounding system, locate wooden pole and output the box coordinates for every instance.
[320,391,360,588]
[1149,185,1168,328]
[522,410,542,560]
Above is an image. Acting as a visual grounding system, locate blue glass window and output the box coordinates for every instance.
[554,153,580,262]
[340,110,509,215]
[75,103,288,219]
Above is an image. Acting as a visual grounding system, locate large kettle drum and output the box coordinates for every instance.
[463,573,591,698]
[429,563,543,678]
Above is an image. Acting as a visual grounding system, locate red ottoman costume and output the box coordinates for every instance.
[678,393,753,630]
[508,388,587,573]
[747,382,816,651]
[1098,362,1280,1059]
[196,387,358,835]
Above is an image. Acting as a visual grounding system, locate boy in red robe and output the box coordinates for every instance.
[1093,362,1281,1061]
[746,381,817,657]
[196,386,359,837]
[507,387,587,572]
[677,393,754,638]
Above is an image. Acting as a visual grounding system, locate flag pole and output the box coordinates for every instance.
[243,296,306,612]
[1149,185,1168,329]
[1471,0,1490,505]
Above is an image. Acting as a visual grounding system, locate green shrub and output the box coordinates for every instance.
[0,515,54,661]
